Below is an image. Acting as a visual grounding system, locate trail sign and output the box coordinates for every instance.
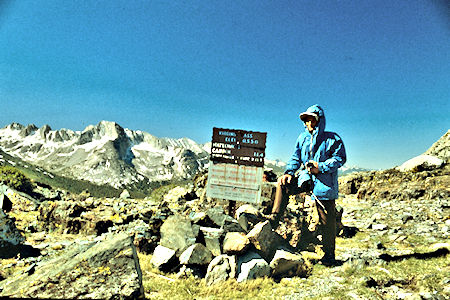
[210,128,267,167]
[207,128,267,204]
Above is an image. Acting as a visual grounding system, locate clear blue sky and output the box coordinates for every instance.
[1,1,449,169]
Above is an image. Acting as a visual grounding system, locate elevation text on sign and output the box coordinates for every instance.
[210,128,267,167]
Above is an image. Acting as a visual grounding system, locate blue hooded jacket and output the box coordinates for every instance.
[285,104,346,200]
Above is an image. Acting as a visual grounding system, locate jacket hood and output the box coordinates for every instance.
[302,104,326,158]
[302,104,326,134]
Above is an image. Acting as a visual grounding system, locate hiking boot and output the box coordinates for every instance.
[319,254,340,267]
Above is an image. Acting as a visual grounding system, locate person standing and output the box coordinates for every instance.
[270,104,346,265]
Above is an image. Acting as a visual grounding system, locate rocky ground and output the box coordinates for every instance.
[0,131,449,299]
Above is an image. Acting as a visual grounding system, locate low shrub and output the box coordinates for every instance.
[0,165,35,193]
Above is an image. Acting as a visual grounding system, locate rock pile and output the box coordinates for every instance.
[150,209,313,285]
[144,178,328,285]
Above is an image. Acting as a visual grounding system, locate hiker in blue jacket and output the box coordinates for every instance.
[270,104,346,265]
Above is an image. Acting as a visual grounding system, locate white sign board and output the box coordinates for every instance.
[206,163,264,204]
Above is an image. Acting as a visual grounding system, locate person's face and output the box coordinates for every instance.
[303,116,318,132]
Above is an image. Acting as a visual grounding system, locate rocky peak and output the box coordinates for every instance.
[424,129,449,161]
[81,121,125,141]
[38,125,52,140]
[96,121,126,139]
[19,124,38,138]
[5,122,24,131]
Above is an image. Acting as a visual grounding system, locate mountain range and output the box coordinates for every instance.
[0,121,209,189]
[0,121,374,191]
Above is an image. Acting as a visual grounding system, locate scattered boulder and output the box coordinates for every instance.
[236,251,271,283]
[247,220,278,260]
[235,204,261,220]
[38,200,119,235]
[159,215,197,255]
[150,245,178,272]
[222,217,246,233]
[0,210,26,257]
[222,232,250,254]
[189,211,207,223]
[179,243,212,265]
[207,206,234,227]
[270,249,310,278]
[0,232,144,299]
[205,255,237,285]
[235,204,262,232]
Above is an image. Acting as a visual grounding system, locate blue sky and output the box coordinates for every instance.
[0,0,449,169]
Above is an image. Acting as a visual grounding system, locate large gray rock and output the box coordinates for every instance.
[236,251,270,283]
[189,211,207,223]
[269,249,309,278]
[205,255,237,286]
[396,154,444,172]
[160,215,197,255]
[247,220,278,260]
[179,243,212,265]
[235,204,260,220]
[222,218,246,233]
[235,204,262,232]
[0,232,144,299]
[222,232,250,254]
[150,245,178,271]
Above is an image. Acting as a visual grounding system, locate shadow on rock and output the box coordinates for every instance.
[0,244,41,259]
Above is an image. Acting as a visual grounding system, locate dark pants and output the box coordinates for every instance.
[316,199,336,258]
[273,178,336,258]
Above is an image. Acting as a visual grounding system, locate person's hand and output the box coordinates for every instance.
[307,160,319,174]
[278,174,292,185]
